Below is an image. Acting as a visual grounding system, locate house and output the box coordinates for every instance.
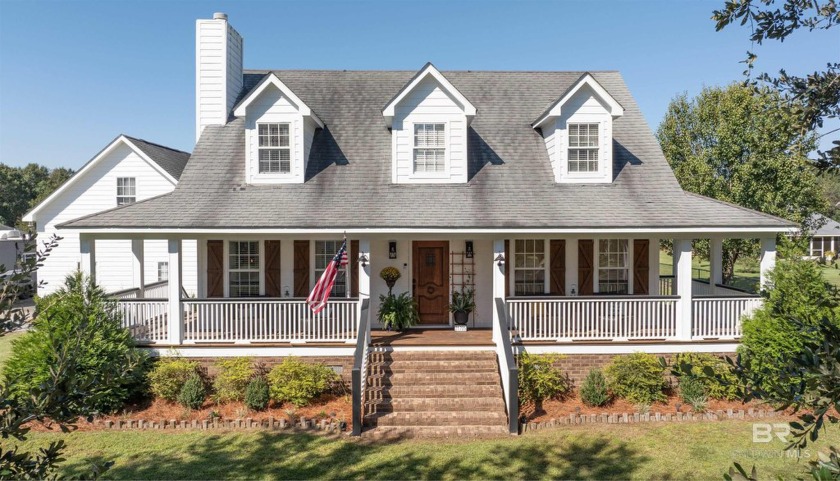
[806,213,840,259]
[23,136,197,297]
[53,13,795,436]
[0,224,26,271]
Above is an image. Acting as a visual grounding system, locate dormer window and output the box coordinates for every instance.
[413,123,446,173]
[258,123,291,174]
[568,123,599,173]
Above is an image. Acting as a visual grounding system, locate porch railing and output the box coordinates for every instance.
[494,298,519,435]
[117,299,169,343]
[658,276,752,297]
[110,281,169,300]
[181,298,359,343]
[507,296,678,341]
[692,296,762,339]
[351,298,371,437]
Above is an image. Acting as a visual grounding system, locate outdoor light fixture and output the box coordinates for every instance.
[494,253,505,267]
[358,253,369,268]
[465,241,474,258]
[570,284,577,297]
[388,241,397,259]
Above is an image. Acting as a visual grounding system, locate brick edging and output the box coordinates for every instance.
[95,416,348,433]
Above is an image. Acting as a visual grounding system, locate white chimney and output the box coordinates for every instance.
[195,12,243,142]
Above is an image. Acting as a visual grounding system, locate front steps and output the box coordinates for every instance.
[362,350,510,438]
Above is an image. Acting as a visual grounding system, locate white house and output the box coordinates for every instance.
[53,13,795,436]
[23,135,197,296]
[807,213,840,259]
[0,224,26,273]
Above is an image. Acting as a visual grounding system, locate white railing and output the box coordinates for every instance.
[110,281,168,300]
[507,296,678,341]
[659,276,674,296]
[117,299,169,343]
[692,296,762,339]
[351,299,371,436]
[181,298,359,343]
[494,298,519,434]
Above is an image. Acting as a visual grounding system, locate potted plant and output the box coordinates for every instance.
[448,287,475,326]
[377,292,419,331]
[379,267,401,295]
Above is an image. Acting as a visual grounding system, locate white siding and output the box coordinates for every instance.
[392,77,469,184]
[35,143,197,296]
[195,17,243,142]
[551,85,614,184]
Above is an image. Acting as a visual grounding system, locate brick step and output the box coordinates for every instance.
[370,359,498,369]
[369,351,497,362]
[368,365,498,375]
[364,410,508,427]
[361,425,511,439]
[367,371,500,386]
[369,397,505,412]
[365,384,502,399]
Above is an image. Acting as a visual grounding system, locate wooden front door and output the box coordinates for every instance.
[412,241,449,325]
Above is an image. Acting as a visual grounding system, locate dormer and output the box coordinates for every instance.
[383,63,476,184]
[532,73,624,184]
[232,74,324,184]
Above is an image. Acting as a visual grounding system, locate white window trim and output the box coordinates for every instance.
[595,238,631,295]
[408,121,451,180]
[564,120,606,180]
[157,261,169,282]
[256,122,293,176]
[567,123,601,174]
[224,240,264,298]
[116,177,136,206]
[511,238,547,297]
[310,240,352,299]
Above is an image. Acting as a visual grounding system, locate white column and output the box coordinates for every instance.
[131,238,145,298]
[648,238,659,295]
[79,234,96,281]
[760,237,777,290]
[710,237,723,287]
[565,239,578,296]
[674,238,693,340]
[167,239,183,344]
[358,239,371,340]
[492,239,506,337]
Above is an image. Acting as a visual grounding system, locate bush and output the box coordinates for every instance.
[2,272,148,414]
[244,376,271,411]
[739,258,840,393]
[148,357,201,402]
[679,376,709,412]
[377,292,419,331]
[517,353,570,411]
[673,352,738,400]
[178,373,207,409]
[604,352,666,404]
[579,369,611,407]
[213,357,254,403]
[267,358,339,407]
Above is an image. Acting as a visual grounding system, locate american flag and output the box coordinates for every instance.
[306,239,348,313]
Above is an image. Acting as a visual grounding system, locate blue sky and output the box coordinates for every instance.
[1,0,837,169]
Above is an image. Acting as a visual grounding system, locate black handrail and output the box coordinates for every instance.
[351,298,370,437]
[494,298,519,435]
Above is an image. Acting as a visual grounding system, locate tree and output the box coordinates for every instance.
[657,83,827,282]
[818,171,840,219]
[0,163,74,228]
[712,0,840,170]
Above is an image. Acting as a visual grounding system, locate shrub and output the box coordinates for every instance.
[673,352,738,400]
[604,352,666,404]
[148,357,201,402]
[213,357,254,403]
[377,292,419,331]
[679,376,709,412]
[2,272,148,414]
[517,353,570,411]
[739,258,840,393]
[178,373,207,410]
[244,376,271,411]
[267,358,339,407]
[579,369,611,407]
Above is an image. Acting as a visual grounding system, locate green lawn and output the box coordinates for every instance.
[16,421,838,480]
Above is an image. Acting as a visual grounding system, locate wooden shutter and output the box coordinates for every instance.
[578,239,594,295]
[550,239,566,295]
[265,240,282,297]
[633,239,650,295]
[504,239,510,298]
[206,240,224,298]
[350,240,359,297]
[293,240,309,297]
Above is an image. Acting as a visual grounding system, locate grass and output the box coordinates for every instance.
[16,421,838,480]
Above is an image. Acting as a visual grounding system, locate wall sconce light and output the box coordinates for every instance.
[465,241,474,258]
[388,241,397,259]
[283,285,290,298]
[358,253,369,268]
[570,283,577,297]
[494,253,505,267]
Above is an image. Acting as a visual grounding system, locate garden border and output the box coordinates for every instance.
[95,415,348,433]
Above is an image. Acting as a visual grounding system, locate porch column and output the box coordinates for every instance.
[131,238,145,298]
[167,239,183,344]
[709,237,723,287]
[565,239,578,296]
[79,234,96,282]
[492,239,506,332]
[673,238,693,340]
[358,239,371,338]
[760,236,777,290]
[648,238,659,295]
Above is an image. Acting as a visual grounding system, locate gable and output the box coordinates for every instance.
[382,63,476,127]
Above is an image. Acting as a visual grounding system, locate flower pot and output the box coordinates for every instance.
[453,311,470,325]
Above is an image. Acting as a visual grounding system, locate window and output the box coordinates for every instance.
[116,177,136,205]
[568,123,599,173]
[229,241,259,297]
[157,262,168,282]
[514,239,545,296]
[258,123,291,173]
[315,240,347,297]
[413,123,446,173]
[812,237,826,257]
[598,239,628,294]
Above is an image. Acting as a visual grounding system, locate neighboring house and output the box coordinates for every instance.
[0,224,26,271]
[807,213,840,258]
[53,13,796,435]
[23,136,197,296]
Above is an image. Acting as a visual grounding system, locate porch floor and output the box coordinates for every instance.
[371,328,493,347]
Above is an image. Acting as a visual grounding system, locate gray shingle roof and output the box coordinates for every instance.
[124,136,191,180]
[811,214,840,236]
[61,70,794,231]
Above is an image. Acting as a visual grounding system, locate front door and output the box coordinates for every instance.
[412,241,449,325]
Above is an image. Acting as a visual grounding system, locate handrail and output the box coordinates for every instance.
[351,298,371,437]
[109,280,168,298]
[183,297,360,303]
[494,297,519,435]
[506,295,679,301]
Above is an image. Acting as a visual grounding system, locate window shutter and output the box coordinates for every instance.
[206,240,224,298]
[293,240,310,297]
[350,240,359,297]
[265,240,282,297]
[550,239,566,295]
[633,239,650,295]
[504,239,510,298]
[578,239,594,295]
